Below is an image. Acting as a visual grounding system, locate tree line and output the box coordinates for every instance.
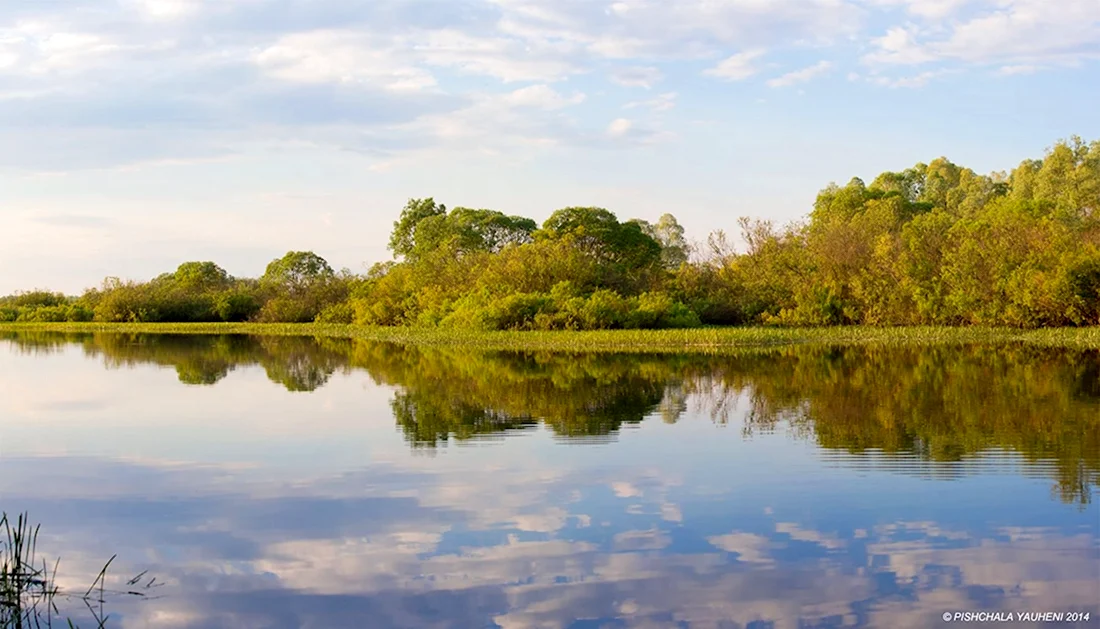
[3,136,1098,329]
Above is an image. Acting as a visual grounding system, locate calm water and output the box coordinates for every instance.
[1,332,1097,629]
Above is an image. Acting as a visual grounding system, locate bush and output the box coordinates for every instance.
[490,293,555,330]
[16,305,69,322]
[216,291,261,322]
[255,297,316,323]
[551,289,630,330]
[10,291,67,308]
[1068,257,1100,324]
[626,292,701,329]
[65,304,95,322]
[315,302,354,324]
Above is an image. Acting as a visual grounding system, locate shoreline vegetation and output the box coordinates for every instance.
[3,137,1099,331]
[2,323,1099,351]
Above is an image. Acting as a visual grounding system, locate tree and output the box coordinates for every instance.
[921,158,962,210]
[261,251,335,294]
[539,207,662,269]
[1034,136,1100,218]
[389,198,446,259]
[172,262,232,292]
[870,165,926,202]
[632,214,690,269]
[454,208,537,253]
[410,208,537,258]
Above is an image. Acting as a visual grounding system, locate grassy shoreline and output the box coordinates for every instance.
[1,322,1098,352]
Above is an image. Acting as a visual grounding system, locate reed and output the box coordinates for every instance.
[0,322,1098,352]
[1,513,157,629]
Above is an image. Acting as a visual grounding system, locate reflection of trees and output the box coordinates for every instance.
[391,393,539,446]
[348,343,678,445]
[258,337,344,392]
[356,342,1098,503]
[0,332,341,392]
[0,331,76,355]
[689,345,1100,506]
[2,332,1097,503]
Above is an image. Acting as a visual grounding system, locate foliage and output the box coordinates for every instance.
[538,206,663,273]
[4,323,1099,354]
[2,137,1097,329]
[688,137,1100,328]
[388,197,447,259]
[631,213,690,270]
[0,253,352,326]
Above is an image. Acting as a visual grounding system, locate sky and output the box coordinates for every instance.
[1,0,1099,295]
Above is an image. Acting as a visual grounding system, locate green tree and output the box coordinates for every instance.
[410,207,536,258]
[632,214,690,269]
[171,262,232,292]
[257,251,344,323]
[260,251,335,294]
[539,207,662,271]
[389,198,447,259]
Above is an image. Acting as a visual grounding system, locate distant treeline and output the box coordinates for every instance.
[3,136,1099,329]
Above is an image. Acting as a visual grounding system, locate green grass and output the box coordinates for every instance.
[2,512,158,629]
[1,322,1098,352]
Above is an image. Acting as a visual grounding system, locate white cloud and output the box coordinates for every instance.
[864,0,1100,68]
[997,64,1037,75]
[0,0,1095,178]
[766,60,833,87]
[868,69,947,87]
[607,117,634,138]
[127,0,203,20]
[414,28,582,83]
[610,65,664,88]
[0,21,151,76]
[378,86,615,155]
[255,30,437,92]
[864,0,973,19]
[704,49,766,80]
[863,27,936,65]
[494,0,860,60]
[623,91,676,112]
[505,84,586,109]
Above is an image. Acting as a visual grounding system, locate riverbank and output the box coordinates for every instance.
[1,322,1098,352]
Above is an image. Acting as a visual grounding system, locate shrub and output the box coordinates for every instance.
[255,297,315,323]
[16,305,69,323]
[215,291,261,322]
[315,302,354,324]
[10,291,67,308]
[65,304,95,322]
[627,292,701,329]
[1068,257,1100,324]
[490,292,555,330]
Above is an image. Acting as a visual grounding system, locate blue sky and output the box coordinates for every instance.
[1,0,1098,294]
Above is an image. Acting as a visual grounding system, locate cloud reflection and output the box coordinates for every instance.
[0,333,1097,627]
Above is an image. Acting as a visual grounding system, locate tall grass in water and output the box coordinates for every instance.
[1,512,157,629]
[1,322,1099,352]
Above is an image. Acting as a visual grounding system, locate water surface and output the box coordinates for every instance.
[1,332,1097,628]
